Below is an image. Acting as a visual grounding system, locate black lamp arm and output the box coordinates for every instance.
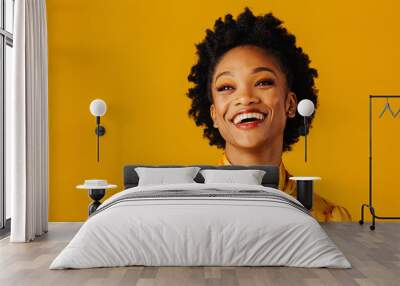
[304,116,308,162]
[94,116,106,162]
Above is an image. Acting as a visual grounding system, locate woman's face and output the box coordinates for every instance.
[210,45,297,150]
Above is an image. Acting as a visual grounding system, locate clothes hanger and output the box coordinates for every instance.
[378,97,400,118]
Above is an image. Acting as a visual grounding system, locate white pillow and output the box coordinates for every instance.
[200,169,266,185]
[135,167,201,186]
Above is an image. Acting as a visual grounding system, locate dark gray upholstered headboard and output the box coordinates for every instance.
[124,165,279,189]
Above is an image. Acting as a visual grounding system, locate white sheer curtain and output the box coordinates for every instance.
[7,0,48,242]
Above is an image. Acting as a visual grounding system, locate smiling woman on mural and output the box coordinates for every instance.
[187,7,351,222]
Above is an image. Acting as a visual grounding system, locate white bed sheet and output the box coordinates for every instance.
[50,183,351,269]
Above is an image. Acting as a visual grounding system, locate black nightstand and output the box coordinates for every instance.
[77,180,117,215]
[289,176,321,210]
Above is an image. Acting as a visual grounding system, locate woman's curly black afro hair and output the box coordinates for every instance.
[187,7,318,152]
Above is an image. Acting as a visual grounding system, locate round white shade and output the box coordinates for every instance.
[297,99,315,117]
[89,99,107,116]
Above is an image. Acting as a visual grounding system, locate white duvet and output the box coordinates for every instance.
[50,183,351,269]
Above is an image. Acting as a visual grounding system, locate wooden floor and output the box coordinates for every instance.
[0,222,399,286]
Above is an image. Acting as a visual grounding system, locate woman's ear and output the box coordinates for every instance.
[286,91,297,118]
[210,104,218,128]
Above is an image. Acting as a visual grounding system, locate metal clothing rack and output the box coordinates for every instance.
[359,95,400,230]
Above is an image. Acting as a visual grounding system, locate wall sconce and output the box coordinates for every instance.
[89,99,107,162]
[297,99,315,162]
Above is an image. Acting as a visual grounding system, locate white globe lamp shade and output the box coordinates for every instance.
[297,99,315,117]
[90,99,107,117]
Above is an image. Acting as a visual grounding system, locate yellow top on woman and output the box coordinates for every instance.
[220,154,351,222]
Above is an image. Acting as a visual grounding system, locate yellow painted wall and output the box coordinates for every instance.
[47,0,400,221]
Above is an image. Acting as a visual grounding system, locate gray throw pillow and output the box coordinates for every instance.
[135,167,201,186]
[200,169,266,185]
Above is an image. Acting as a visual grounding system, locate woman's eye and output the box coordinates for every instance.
[256,79,274,87]
[217,85,234,92]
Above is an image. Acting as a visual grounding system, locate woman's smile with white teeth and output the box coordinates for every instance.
[232,112,266,125]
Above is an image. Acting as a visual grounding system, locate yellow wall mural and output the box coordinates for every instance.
[47,0,400,221]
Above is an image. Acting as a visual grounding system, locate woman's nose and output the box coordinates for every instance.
[236,88,260,105]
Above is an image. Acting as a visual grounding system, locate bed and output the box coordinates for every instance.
[49,165,351,269]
